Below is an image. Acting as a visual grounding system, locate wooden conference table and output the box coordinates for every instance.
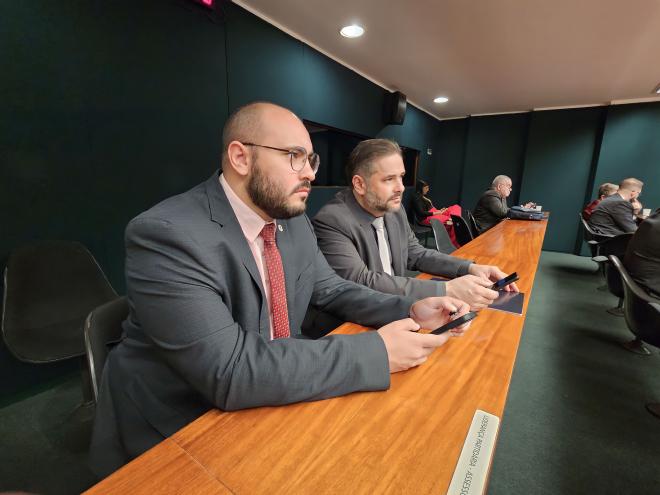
[86,217,548,495]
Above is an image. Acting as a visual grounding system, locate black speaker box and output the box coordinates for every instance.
[383,91,407,125]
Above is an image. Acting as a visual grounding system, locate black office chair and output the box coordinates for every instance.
[466,210,480,238]
[578,214,611,257]
[609,256,660,417]
[592,233,635,308]
[450,214,473,246]
[430,219,456,254]
[2,240,118,402]
[84,296,128,403]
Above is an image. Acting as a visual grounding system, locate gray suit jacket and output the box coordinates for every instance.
[473,189,508,232]
[312,189,472,299]
[624,209,660,298]
[89,173,413,477]
[589,193,638,236]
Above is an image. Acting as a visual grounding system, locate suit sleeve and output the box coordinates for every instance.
[313,214,448,299]
[124,217,396,412]
[404,222,473,278]
[610,201,638,233]
[483,194,508,219]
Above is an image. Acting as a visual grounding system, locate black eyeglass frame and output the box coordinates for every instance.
[241,142,320,173]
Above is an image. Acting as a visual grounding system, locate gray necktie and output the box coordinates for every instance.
[372,217,393,275]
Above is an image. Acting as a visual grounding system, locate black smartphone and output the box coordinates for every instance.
[431,311,478,335]
[490,272,519,290]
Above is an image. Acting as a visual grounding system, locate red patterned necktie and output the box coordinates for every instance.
[260,223,290,339]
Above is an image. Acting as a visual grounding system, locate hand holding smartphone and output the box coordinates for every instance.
[431,311,478,335]
[490,272,519,290]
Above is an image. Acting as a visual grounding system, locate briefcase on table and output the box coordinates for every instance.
[507,206,544,221]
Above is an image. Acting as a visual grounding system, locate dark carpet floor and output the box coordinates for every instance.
[488,251,660,494]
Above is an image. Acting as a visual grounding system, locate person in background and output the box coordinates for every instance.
[589,177,644,236]
[411,179,462,246]
[624,208,660,299]
[473,175,534,232]
[582,182,619,220]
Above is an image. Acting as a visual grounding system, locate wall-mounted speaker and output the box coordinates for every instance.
[383,91,407,125]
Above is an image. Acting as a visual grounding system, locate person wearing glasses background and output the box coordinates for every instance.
[472,175,534,232]
[89,101,474,477]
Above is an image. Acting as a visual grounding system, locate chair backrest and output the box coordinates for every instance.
[450,214,473,246]
[466,210,480,237]
[2,240,117,363]
[598,232,634,258]
[609,256,660,347]
[430,219,456,254]
[604,261,624,298]
[84,296,128,403]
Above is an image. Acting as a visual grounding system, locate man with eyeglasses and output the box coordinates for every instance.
[473,175,533,232]
[89,102,473,477]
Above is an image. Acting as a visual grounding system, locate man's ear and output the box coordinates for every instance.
[352,175,367,196]
[226,141,251,177]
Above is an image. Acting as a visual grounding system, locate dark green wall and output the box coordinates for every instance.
[518,107,605,252]
[0,1,442,399]
[592,103,660,205]
[460,114,530,209]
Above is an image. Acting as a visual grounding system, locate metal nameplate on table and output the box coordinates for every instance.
[446,409,500,495]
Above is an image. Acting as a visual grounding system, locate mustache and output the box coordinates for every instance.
[292,181,312,193]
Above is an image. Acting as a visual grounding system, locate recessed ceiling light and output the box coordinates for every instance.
[654,82,660,94]
[340,25,365,38]
[433,96,449,104]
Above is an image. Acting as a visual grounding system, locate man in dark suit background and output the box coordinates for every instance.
[89,103,472,477]
[589,178,644,236]
[624,208,660,298]
[472,175,534,232]
[312,139,516,308]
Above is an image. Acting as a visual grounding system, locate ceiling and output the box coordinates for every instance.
[233,0,660,120]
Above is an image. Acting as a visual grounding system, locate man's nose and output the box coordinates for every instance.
[299,161,316,182]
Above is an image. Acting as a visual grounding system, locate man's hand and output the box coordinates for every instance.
[377,319,447,373]
[408,296,472,333]
[445,274,498,310]
[468,264,519,292]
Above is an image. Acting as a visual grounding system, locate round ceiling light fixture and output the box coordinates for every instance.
[433,96,449,104]
[340,25,365,38]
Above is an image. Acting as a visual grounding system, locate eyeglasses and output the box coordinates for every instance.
[241,142,320,174]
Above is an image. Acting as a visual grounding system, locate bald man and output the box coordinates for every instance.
[89,102,473,476]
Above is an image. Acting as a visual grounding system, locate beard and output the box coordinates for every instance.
[247,160,311,219]
[364,188,401,214]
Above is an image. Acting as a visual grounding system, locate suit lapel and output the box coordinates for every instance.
[205,173,266,301]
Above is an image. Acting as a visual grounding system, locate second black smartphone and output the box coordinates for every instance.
[431,311,478,335]
[490,272,519,290]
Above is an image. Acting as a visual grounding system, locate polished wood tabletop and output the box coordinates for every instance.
[86,217,548,495]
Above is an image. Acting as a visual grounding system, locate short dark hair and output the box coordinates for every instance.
[346,139,402,185]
